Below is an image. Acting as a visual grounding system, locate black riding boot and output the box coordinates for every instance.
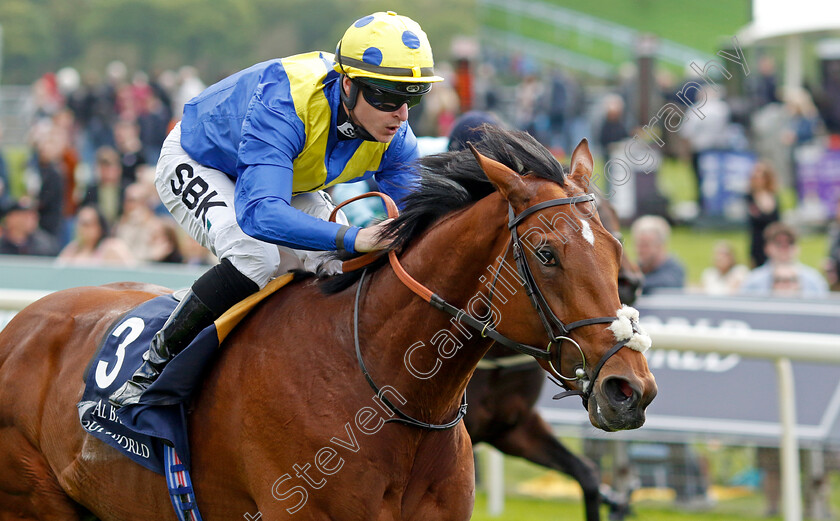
[109,290,217,407]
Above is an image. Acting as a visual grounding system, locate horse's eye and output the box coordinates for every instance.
[536,247,558,267]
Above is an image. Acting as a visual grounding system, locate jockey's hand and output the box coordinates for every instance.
[353,219,394,252]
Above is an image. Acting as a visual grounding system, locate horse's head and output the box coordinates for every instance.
[472,138,657,431]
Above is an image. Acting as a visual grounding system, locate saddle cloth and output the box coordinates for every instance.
[77,273,294,474]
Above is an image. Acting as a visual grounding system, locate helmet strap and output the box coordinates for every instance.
[340,74,358,111]
[338,75,377,142]
[337,75,376,142]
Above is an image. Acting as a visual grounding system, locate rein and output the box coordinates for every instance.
[354,269,467,430]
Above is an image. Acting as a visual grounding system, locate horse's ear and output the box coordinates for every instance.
[468,143,528,206]
[568,138,593,183]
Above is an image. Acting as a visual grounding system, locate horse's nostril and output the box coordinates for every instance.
[618,380,633,398]
[605,378,635,403]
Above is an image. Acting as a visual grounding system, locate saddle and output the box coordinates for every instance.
[76,273,294,474]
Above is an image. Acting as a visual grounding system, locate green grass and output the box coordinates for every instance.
[470,445,840,521]
[482,0,751,55]
[471,492,782,521]
[482,6,636,69]
[3,145,30,198]
[480,0,751,77]
[537,0,751,55]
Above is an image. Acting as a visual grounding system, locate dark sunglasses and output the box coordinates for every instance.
[357,82,423,112]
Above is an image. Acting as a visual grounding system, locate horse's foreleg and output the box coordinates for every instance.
[488,411,602,521]
[0,429,84,521]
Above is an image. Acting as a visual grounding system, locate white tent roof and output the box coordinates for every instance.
[739,0,840,44]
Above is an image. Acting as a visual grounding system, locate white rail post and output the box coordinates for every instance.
[776,357,802,521]
[485,446,505,516]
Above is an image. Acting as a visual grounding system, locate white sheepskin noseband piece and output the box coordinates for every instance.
[608,305,651,353]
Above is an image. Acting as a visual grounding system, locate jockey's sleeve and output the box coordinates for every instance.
[235,165,360,253]
[234,88,361,253]
[374,123,420,209]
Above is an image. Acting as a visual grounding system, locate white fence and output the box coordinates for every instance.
[645,324,840,521]
[2,290,839,521]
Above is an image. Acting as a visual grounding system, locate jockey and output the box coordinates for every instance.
[110,11,442,407]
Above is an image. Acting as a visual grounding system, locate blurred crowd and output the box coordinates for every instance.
[0,53,838,298]
[0,62,215,267]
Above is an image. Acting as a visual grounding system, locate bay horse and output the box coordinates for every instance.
[0,128,656,520]
[465,196,644,521]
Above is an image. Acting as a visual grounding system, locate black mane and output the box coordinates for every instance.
[320,126,565,294]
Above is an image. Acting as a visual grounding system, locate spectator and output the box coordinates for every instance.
[113,182,161,261]
[57,205,135,266]
[138,91,171,163]
[631,215,686,294]
[749,55,779,110]
[114,118,147,188]
[598,94,629,158]
[826,200,840,291]
[0,123,14,215]
[453,58,473,113]
[680,85,730,211]
[770,262,803,296]
[27,128,65,240]
[415,62,458,137]
[514,74,546,141]
[740,222,829,297]
[782,88,822,148]
[781,88,823,194]
[81,147,125,225]
[546,70,571,151]
[0,199,59,256]
[701,240,749,295]
[746,161,781,268]
[48,107,81,247]
[147,217,184,264]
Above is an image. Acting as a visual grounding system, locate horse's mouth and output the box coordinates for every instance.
[589,401,647,431]
[587,378,653,431]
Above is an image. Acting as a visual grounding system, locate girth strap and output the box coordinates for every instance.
[164,445,203,521]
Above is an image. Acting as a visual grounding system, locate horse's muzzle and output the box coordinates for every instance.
[588,374,657,431]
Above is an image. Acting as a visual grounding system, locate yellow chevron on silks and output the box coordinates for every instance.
[282,52,389,195]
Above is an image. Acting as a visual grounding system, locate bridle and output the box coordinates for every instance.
[333,180,637,429]
[484,191,638,404]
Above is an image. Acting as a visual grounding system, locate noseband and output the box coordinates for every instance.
[338,191,638,430]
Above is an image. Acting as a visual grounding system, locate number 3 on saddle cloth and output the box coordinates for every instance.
[76,273,294,474]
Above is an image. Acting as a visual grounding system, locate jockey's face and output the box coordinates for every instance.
[343,76,409,143]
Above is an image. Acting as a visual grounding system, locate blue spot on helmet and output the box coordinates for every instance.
[402,30,421,49]
[362,47,383,66]
[354,15,374,28]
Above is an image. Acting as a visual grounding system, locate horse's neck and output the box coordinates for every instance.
[362,195,510,421]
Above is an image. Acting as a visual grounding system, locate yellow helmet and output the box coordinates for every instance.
[334,11,443,85]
